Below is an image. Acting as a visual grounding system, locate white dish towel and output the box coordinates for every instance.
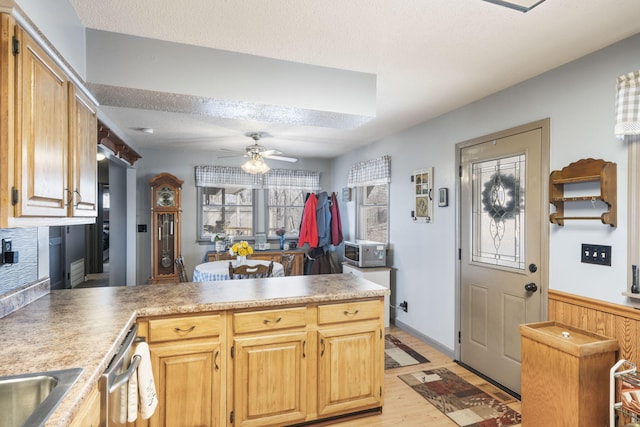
[127,341,158,422]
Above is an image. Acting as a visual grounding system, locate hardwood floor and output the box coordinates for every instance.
[330,325,522,427]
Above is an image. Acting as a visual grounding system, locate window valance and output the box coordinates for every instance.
[195,165,262,188]
[347,155,391,187]
[615,70,640,139]
[195,166,320,189]
[263,169,320,189]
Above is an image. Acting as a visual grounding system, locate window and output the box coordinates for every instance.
[199,186,254,240]
[615,71,640,293]
[267,188,306,237]
[195,166,320,242]
[356,184,389,243]
[348,155,391,244]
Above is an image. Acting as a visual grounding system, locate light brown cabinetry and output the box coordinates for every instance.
[68,83,98,217]
[137,313,225,427]
[317,300,384,417]
[231,307,311,427]
[69,385,100,427]
[14,23,68,218]
[0,14,97,227]
[137,299,383,427]
[208,250,305,276]
[520,320,618,427]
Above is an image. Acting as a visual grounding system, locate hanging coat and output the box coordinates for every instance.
[330,192,343,246]
[316,192,331,250]
[298,193,318,248]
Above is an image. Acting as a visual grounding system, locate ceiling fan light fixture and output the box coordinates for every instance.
[241,155,270,174]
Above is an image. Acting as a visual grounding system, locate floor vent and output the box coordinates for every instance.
[70,258,85,288]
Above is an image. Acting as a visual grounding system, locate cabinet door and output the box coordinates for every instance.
[14,26,68,217]
[149,339,222,427]
[69,386,100,427]
[68,84,97,217]
[233,332,309,427]
[317,322,383,417]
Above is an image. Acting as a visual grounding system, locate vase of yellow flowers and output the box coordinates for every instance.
[229,240,253,266]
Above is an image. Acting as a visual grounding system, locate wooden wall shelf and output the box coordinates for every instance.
[549,158,617,227]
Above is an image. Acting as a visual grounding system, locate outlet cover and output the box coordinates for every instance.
[581,244,612,266]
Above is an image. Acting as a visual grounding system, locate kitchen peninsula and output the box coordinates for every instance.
[0,274,388,426]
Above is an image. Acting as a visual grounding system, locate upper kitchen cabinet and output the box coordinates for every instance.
[68,84,98,217]
[14,24,69,219]
[0,14,98,227]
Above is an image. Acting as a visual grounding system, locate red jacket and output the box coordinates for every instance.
[330,192,343,246]
[298,193,318,248]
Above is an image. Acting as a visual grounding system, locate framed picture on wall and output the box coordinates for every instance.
[412,168,433,222]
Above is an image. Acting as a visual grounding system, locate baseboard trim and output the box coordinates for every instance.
[392,319,455,359]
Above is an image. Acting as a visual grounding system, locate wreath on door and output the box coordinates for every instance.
[481,173,519,221]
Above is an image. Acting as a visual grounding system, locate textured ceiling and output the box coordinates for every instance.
[68,0,640,160]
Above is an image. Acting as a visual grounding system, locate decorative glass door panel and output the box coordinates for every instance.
[471,154,525,270]
[157,212,176,276]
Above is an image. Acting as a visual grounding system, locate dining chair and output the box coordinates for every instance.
[280,253,296,276]
[175,255,189,282]
[228,261,274,279]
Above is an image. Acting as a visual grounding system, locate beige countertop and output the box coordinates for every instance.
[0,273,388,426]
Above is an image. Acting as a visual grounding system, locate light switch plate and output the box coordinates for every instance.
[581,243,611,266]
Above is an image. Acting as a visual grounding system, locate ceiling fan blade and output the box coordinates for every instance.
[261,149,283,156]
[264,154,298,163]
[219,148,244,153]
[217,153,247,159]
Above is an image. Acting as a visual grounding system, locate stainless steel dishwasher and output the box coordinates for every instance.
[99,324,141,427]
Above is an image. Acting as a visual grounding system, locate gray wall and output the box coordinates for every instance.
[134,148,333,284]
[16,0,86,78]
[331,33,640,353]
[3,1,640,361]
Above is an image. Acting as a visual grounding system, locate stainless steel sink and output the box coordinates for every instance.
[0,368,83,427]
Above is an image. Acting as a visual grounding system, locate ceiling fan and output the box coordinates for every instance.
[219,132,298,173]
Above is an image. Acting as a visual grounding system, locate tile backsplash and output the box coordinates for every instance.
[0,228,38,295]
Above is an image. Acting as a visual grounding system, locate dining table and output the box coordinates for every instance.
[193,260,284,282]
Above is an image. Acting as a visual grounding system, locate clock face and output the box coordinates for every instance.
[157,186,175,207]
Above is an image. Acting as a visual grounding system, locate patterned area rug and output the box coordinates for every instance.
[385,335,430,369]
[398,368,521,427]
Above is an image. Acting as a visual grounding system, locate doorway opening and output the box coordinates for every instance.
[83,159,110,287]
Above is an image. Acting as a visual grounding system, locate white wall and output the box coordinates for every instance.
[332,33,640,354]
[134,148,333,284]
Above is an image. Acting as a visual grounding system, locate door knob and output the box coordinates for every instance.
[524,283,538,292]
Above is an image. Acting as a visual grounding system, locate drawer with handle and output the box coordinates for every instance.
[233,307,307,334]
[318,300,382,325]
[148,314,221,342]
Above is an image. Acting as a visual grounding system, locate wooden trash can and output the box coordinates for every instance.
[520,321,618,427]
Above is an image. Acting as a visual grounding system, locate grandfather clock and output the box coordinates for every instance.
[149,173,183,284]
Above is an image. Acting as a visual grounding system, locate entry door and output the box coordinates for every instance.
[459,121,548,394]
